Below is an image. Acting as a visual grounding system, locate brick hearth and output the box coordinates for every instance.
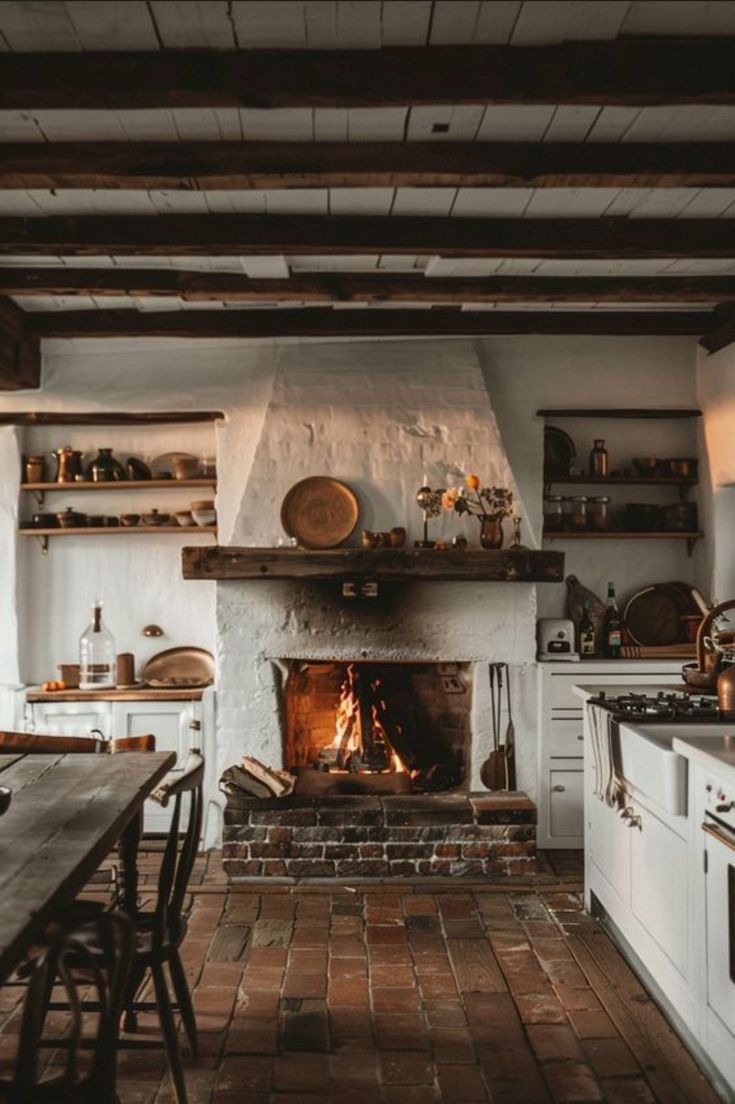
[223,792,536,880]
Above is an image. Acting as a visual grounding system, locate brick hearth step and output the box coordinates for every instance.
[222,791,536,880]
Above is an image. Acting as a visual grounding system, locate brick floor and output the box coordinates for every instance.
[0,850,722,1104]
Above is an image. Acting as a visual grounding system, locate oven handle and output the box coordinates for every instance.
[703,821,735,851]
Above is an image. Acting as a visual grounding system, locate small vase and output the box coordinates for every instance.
[479,516,504,549]
[87,447,125,483]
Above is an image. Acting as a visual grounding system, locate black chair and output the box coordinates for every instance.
[118,750,205,1104]
[0,904,133,1104]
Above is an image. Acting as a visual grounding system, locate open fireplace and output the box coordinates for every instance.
[281,660,472,795]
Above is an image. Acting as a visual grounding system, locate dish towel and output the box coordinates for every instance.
[587,704,620,807]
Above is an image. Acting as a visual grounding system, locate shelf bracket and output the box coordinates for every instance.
[32,490,45,510]
[34,534,49,555]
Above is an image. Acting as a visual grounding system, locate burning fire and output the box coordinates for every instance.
[325,663,408,774]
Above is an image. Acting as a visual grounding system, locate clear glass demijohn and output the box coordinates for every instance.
[79,599,117,690]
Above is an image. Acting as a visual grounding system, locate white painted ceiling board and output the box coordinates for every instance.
[451,188,534,217]
[522,188,623,217]
[626,187,706,218]
[375,254,425,271]
[329,187,395,215]
[0,1,81,51]
[239,256,291,277]
[239,108,314,140]
[0,112,46,141]
[303,1,339,48]
[22,189,158,214]
[288,254,380,271]
[231,1,307,47]
[381,1,432,45]
[494,257,544,274]
[560,0,632,40]
[511,1,578,43]
[32,110,128,141]
[406,105,485,141]
[202,191,269,213]
[676,190,735,218]
[346,107,408,140]
[586,106,643,143]
[171,108,243,141]
[334,0,382,47]
[621,1,735,37]
[476,106,556,141]
[542,105,602,142]
[392,187,457,216]
[63,1,160,50]
[472,2,523,42]
[313,108,348,141]
[149,1,238,48]
[424,257,506,276]
[149,190,211,213]
[264,188,329,214]
[429,2,483,44]
[0,191,45,215]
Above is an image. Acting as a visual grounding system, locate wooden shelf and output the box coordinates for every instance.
[21,526,217,536]
[181,546,565,583]
[542,530,702,540]
[21,479,216,492]
[545,475,697,487]
[26,687,206,702]
[537,408,701,419]
[1,411,223,426]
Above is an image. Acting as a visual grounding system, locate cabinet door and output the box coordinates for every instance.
[630,803,688,975]
[549,767,584,838]
[27,701,111,738]
[111,702,193,834]
[588,793,630,907]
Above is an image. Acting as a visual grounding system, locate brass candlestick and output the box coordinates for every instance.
[415,485,442,548]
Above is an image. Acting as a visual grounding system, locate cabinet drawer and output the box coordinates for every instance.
[549,768,584,838]
[548,719,585,758]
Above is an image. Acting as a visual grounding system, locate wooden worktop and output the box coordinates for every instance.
[26,686,206,702]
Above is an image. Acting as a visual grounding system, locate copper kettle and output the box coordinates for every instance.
[718,664,735,718]
[683,598,735,691]
[52,447,83,483]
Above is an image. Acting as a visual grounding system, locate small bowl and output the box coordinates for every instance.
[190,499,214,511]
[120,513,140,527]
[142,509,170,526]
[87,515,106,527]
[174,457,200,480]
[632,458,660,476]
[191,508,216,527]
[174,510,195,528]
[0,787,11,817]
[103,516,120,527]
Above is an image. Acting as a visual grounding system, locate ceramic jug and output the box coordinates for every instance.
[51,447,83,483]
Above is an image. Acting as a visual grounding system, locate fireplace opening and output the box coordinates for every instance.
[281,660,472,795]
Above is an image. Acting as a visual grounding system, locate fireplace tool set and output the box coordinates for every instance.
[481,663,516,791]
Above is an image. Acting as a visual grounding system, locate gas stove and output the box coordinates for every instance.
[590,690,721,723]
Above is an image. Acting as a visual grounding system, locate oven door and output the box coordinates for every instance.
[704,814,735,1036]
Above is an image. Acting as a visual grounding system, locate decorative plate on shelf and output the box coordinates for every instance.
[280,477,359,550]
[141,647,214,687]
[623,584,690,647]
[543,426,577,478]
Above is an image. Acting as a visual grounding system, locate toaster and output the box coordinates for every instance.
[537,618,579,662]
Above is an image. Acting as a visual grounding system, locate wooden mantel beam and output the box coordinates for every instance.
[24,307,711,341]
[3,141,735,190]
[0,297,40,390]
[2,41,735,111]
[4,269,735,305]
[3,215,735,259]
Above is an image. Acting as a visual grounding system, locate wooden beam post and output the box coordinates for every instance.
[0,298,40,390]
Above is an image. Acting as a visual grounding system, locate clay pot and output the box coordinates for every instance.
[87,447,125,483]
[141,509,170,526]
[24,455,46,483]
[56,507,87,528]
[479,517,504,550]
[388,527,406,548]
[361,530,381,549]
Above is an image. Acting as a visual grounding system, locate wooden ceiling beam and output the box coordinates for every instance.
[2,41,735,110]
[4,269,735,304]
[24,307,710,341]
[3,140,735,190]
[0,297,40,390]
[699,304,735,353]
[2,214,735,259]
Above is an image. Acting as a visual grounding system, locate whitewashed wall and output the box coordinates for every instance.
[696,341,735,603]
[0,333,702,803]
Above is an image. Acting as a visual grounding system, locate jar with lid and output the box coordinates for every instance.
[569,495,589,531]
[589,495,611,532]
[543,494,564,532]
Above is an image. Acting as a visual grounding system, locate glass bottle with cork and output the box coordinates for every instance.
[579,599,596,657]
[589,439,609,478]
[603,582,623,659]
[79,599,117,690]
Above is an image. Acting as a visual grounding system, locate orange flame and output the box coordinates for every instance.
[329,664,407,773]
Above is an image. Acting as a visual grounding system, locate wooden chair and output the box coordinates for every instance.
[0,731,156,754]
[0,904,133,1104]
[118,750,204,1104]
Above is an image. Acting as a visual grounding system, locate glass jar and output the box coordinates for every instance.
[543,495,564,532]
[79,600,117,690]
[589,495,611,532]
[569,495,589,531]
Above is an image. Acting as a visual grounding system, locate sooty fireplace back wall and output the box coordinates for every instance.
[282,660,472,794]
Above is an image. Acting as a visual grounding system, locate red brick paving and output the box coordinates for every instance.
[0,849,721,1103]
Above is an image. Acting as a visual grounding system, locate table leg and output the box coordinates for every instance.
[117,809,142,921]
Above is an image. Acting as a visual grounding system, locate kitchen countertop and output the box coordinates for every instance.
[673,732,735,777]
[26,686,206,702]
[571,681,696,702]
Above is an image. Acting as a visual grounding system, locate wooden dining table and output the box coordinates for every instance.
[0,750,175,984]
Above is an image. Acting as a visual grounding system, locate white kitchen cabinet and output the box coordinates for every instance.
[24,698,111,738]
[629,798,688,975]
[537,661,682,848]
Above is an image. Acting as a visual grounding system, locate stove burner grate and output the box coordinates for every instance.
[590,690,720,722]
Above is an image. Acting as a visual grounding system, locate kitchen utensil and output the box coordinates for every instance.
[389,527,406,548]
[174,510,195,527]
[503,662,516,790]
[190,500,216,526]
[126,456,152,480]
[120,514,140,527]
[57,663,80,689]
[174,456,200,480]
[481,664,508,790]
[87,447,125,482]
[661,501,698,532]
[543,426,576,478]
[141,646,214,687]
[717,664,735,718]
[32,512,57,529]
[682,598,735,690]
[537,618,579,661]
[480,665,498,789]
[0,787,11,816]
[52,447,83,483]
[56,507,87,528]
[150,452,197,478]
[632,457,660,476]
[117,652,136,688]
[23,455,46,483]
[623,584,688,647]
[625,503,661,531]
[663,458,698,478]
[103,516,119,527]
[141,509,170,526]
[281,476,359,550]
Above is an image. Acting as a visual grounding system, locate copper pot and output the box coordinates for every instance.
[718,664,735,718]
[52,447,83,483]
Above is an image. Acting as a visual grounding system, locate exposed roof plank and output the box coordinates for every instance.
[2,214,735,258]
[0,296,40,389]
[3,268,734,304]
[2,41,735,111]
[5,140,735,189]
[25,306,710,339]
[699,304,735,353]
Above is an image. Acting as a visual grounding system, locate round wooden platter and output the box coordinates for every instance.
[280,476,359,550]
